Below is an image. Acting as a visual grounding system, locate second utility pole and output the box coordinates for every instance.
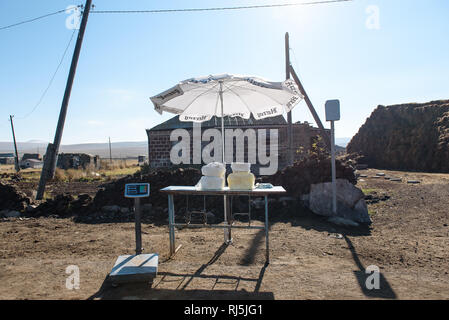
[9,115,20,172]
[109,137,112,164]
[37,0,93,200]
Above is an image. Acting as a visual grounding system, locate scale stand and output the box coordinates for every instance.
[325,100,341,215]
[109,183,158,285]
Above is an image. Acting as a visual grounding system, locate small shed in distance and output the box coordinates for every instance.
[138,155,148,164]
[20,158,43,169]
[0,153,15,165]
[57,153,100,170]
[22,153,42,161]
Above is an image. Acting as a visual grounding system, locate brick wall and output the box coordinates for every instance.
[146,123,328,174]
[147,130,173,168]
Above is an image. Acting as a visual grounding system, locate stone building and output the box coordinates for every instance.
[146,115,328,175]
[137,155,148,164]
[22,153,42,161]
[0,153,15,165]
[20,158,43,169]
[56,153,100,170]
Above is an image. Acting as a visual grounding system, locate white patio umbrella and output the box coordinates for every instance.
[150,74,303,163]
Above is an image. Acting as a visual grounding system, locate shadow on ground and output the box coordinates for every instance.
[344,235,397,299]
[285,210,372,237]
[88,243,273,300]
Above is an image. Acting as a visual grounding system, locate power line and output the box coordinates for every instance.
[91,0,353,14]
[0,8,68,31]
[0,1,352,31]
[16,28,78,120]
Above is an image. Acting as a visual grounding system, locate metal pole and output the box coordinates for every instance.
[168,194,175,256]
[37,0,92,200]
[330,120,337,214]
[134,197,142,255]
[108,137,112,164]
[285,33,293,166]
[219,81,231,243]
[9,115,20,172]
[264,195,270,263]
[219,81,225,164]
[225,195,232,243]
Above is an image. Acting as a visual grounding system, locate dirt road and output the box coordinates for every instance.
[0,169,448,299]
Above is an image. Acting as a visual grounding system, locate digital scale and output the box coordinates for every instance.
[108,183,158,285]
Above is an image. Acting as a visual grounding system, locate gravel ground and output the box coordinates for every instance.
[0,168,448,300]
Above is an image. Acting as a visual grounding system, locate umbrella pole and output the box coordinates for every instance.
[219,81,232,243]
[219,81,225,163]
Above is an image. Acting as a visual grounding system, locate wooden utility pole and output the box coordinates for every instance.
[108,137,112,164]
[9,115,20,172]
[37,0,92,200]
[289,64,331,150]
[285,32,293,166]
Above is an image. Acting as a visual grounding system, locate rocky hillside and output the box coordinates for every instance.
[347,100,449,172]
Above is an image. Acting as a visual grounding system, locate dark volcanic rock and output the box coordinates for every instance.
[31,194,75,217]
[15,159,356,222]
[0,181,31,211]
[260,155,356,198]
[347,100,449,172]
[90,167,204,211]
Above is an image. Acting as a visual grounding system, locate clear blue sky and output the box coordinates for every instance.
[0,0,448,144]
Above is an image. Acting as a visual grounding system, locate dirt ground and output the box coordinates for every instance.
[0,168,448,300]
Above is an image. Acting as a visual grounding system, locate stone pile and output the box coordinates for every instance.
[347,100,449,172]
[0,181,31,217]
[260,155,356,197]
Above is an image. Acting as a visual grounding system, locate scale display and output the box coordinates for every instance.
[325,99,340,121]
[125,183,150,198]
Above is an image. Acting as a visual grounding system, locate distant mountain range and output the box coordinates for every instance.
[0,136,351,159]
[0,141,148,158]
[335,137,351,148]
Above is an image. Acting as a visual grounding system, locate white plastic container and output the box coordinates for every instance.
[201,162,226,177]
[196,176,225,190]
[231,162,251,173]
[227,172,255,190]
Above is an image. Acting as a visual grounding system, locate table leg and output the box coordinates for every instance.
[264,195,269,263]
[223,195,232,244]
[168,194,175,256]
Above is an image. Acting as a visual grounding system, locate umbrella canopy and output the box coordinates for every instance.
[150,74,304,162]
